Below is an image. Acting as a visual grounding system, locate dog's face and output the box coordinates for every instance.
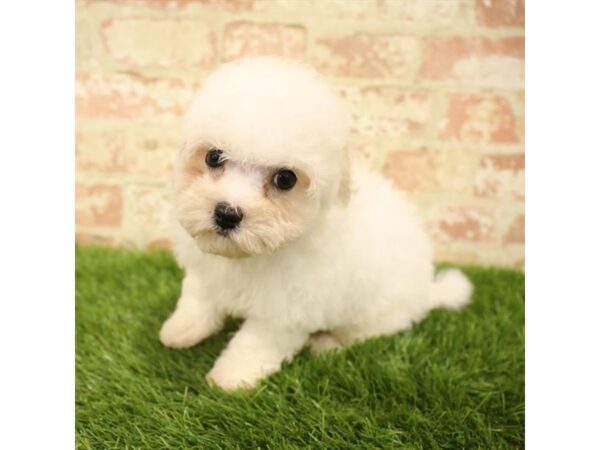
[175,144,320,257]
[174,57,351,257]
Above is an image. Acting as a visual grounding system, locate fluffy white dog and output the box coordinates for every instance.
[160,57,473,391]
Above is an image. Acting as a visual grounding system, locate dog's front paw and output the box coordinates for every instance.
[159,311,212,349]
[206,358,279,391]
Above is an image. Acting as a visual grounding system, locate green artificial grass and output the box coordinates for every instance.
[76,246,524,449]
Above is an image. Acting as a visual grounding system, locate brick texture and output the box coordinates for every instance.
[76,184,123,227]
[76,126,176,179]
[121,184,172,246]
[223,22,306,61]
[383,149,475,193]
[137,0,254,12]
[428,206,496,243]
[75,73,196,120]
[339,87,435,138]
[474,154,525,200]
[384,150,438,191]
[503,214,525,244]
[252,0,377,18]
[76,232,118,247]
[102,19,217,68]
[379,0,471,25]
[75,0,525,268]
[476,0,525,28]
[313,33,420,79]
[441,94,520,144]
[421,37,524,86]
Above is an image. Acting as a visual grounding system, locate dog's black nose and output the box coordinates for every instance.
[214,202,243,231]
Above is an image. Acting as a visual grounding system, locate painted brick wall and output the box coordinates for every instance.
[75,0,525,269]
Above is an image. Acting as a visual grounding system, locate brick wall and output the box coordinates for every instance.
[75,0,525,269]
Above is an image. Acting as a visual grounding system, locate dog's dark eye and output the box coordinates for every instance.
[205,148,225,168]
[273,169,297,191]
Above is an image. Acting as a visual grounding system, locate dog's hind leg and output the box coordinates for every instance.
[307,331,343,354]
[326,310,420,349]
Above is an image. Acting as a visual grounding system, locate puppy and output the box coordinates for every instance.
[160,57,473,391]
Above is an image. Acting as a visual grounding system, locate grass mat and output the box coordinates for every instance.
[76,246,524,449]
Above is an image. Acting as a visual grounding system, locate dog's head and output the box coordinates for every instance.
[175,57,351,257]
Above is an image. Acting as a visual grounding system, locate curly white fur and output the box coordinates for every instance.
[160,57,473,391]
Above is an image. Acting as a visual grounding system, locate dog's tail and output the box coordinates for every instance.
[428,269,473,311]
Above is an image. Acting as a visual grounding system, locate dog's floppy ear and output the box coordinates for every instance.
[337,153,352,206]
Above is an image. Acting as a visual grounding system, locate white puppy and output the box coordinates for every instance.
[160,57,473,391]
